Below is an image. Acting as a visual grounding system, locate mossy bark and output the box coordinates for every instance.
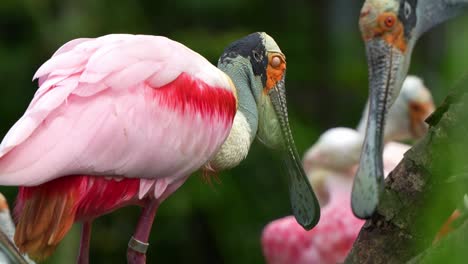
[345,78,468,264]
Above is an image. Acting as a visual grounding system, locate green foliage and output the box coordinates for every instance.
[0,0,467,263]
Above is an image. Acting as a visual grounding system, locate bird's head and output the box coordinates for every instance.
[357,75,435,142]
[219,32,288,149]
[389,75,434,140]
[360,0,465,110]
[218,32,320,229]
[359,0,419,109]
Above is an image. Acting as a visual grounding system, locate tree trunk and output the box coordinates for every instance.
[345,77,468,263]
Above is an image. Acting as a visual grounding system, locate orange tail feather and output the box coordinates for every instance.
[13,175,140,260]
[14,178,84,260]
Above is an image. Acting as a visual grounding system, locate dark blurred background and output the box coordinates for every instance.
[0,0,468,263]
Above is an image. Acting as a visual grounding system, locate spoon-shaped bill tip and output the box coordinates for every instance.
[282,148,321,229]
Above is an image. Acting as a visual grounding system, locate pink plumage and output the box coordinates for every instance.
[0,34,235,188]
[0,34,237,259]
[262,142,410,264]
[262,192,364,264]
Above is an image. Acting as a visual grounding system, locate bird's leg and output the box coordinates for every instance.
[77,220,92,264]
[127,199,159,264]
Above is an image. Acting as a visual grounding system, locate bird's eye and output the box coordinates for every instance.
[271,56,282,68]
[252,50,261,62]
[384,16,395,28]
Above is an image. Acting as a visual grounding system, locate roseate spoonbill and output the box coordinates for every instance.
[0,33,320,263]
[352,0,468,218]
[261,77,434,264]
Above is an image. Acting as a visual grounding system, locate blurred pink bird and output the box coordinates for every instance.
[262,143,408,264]
[0,33,320,263]
[262,76,434,264]
[262,193,362,264]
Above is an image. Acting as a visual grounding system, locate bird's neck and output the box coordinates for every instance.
[416,0,467,37]
[206,63,258,171]
[218,62,259,141]
[444,0,468,6]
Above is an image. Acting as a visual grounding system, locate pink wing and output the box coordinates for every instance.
[0,34,236,188]
[262,193,364,264]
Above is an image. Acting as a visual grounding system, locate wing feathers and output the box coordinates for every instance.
[51,38,91,57]
[104,61,161,90]
[0,82,77,157]
[0,34,236,188]
[33,52,88,81]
